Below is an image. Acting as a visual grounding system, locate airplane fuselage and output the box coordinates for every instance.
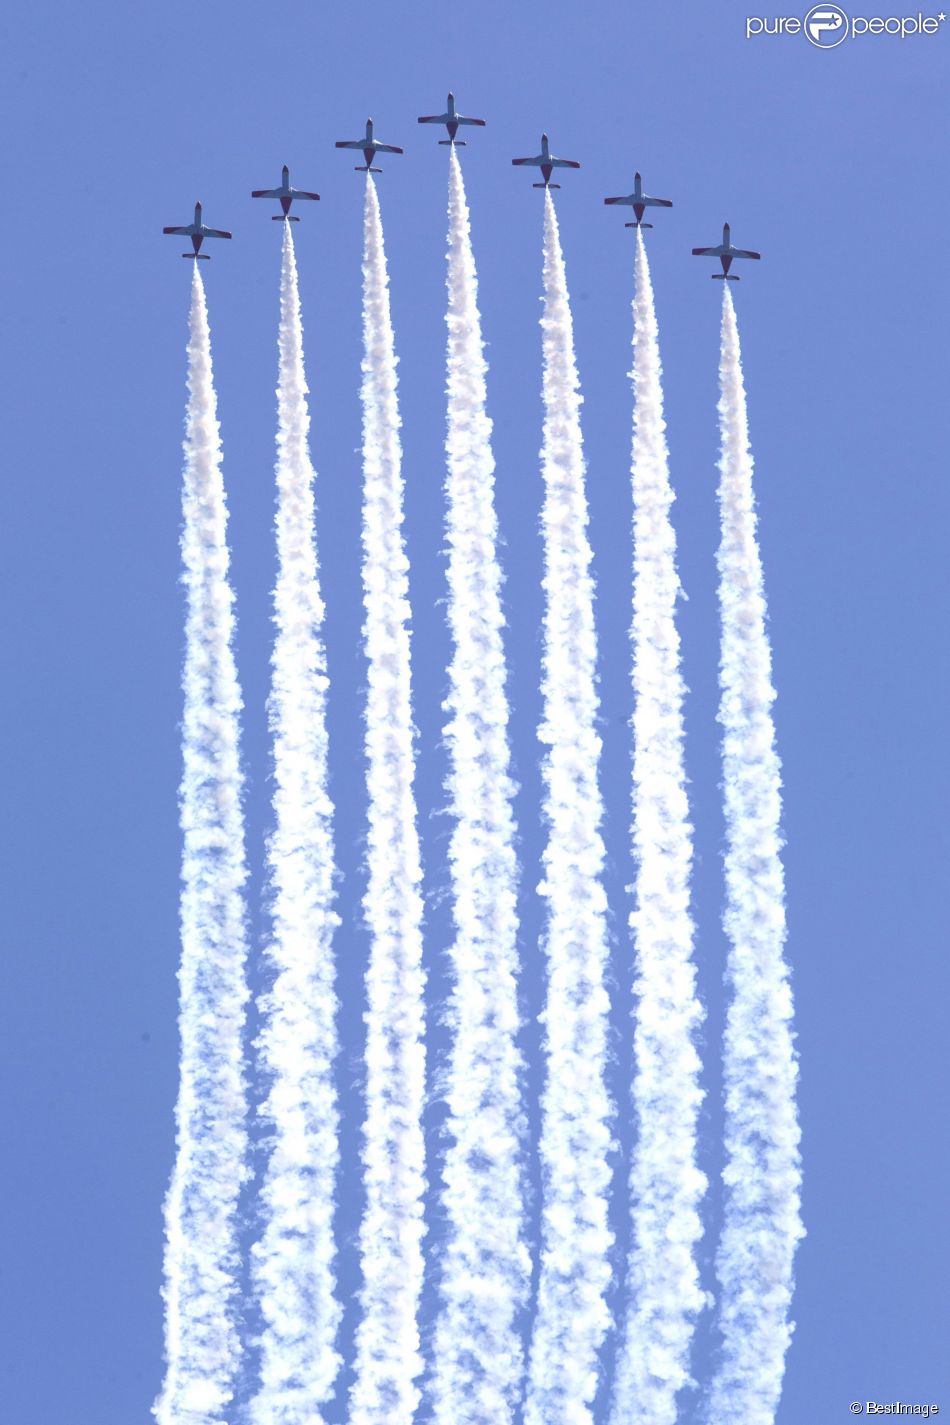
[252,166,319,218]
[335,118,401,172]
[692,223,760,280]
[418,92,485,145]
[164,200,230,259]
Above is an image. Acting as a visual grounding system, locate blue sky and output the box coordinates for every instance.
[0,1,947,1421]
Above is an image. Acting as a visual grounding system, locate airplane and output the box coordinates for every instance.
[691,223,761,280]
[417,91,486,145]
[511,133,580,188]
[603,171,672,229]
[162,202,232,260]
[251,165,320,221]
[335,118,404,173]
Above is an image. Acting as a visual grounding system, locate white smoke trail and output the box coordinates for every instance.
[249,225,341,1424]
[349,175,427,1425]
[429,146,529,1425]
[155,267,250,1425]
[705,287,803,1425]
[524,190,614,1425]
[610,229,706,1425]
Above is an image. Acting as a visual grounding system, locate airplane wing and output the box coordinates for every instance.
[551,157,581,169]
[204,228,232,239]
[292,190,321,201]
[376,143,404,155]
[692,246,719,255]
[604,196,632,206]
[163,225,192,235]
[733,248,761,259]
[456,116,486,126]
[335,140,363,150]
[417,113,449,124]
[647,197,673,207]
[251,188,281,199]
[512,155,542,166]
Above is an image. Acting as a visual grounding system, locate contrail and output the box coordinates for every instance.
[524,190,614,1425]
[250,225,342,1424]
[611,229,706,1425]
[705,288,803,1425]
[429,146,529,1425]
[154,267,250,1425]
[349,175,427,1425]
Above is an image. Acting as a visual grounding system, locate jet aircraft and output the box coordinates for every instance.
[691,223,761,280]
[511,133,580,188]
[251,165,320,220]
[335,119,404,173]
[163,202,232,260]
[603,171,672,229]
[417,92,486,144]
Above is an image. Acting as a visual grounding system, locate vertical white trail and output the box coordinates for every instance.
[429,146,530,1425]
[155,267,249,1425]
[610,230,706,1425]
[349,175,427,1425]
[524,190,614,1425]
[250,225,342,1424]
[705,288,803,1425]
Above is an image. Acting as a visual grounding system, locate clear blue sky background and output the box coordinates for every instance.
[0,1,947,1421]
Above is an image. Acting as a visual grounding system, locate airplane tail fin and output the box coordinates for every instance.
[625,221,653,229]
[712,273,739,281]
[183,253,210,260]
[534,181,560,189]
[355,165,383,173]
[438,139,466,145]
[271,214,301,221]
